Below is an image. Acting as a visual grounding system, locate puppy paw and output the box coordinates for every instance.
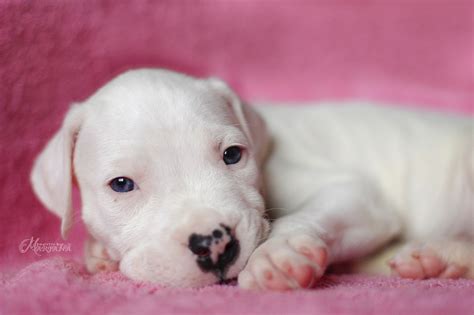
[238,235,328,290]
[85,238,119,273]
[388,243,468,279]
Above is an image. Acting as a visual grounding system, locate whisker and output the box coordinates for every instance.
[264,207,288,213]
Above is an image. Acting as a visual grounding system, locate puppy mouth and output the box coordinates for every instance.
[217,277,237,285]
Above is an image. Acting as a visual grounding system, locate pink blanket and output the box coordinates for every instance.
[2,258,473,315]
[1,1,473,314]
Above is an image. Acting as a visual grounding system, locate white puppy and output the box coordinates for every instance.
[31,69,473,289]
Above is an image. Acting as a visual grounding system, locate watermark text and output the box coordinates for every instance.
[19,237,72,256]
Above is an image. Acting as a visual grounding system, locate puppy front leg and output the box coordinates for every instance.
[84,235,119,273]
[239,177,402,290]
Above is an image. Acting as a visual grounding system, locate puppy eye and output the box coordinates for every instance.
[223,146,242,165]
[109,177,135,193]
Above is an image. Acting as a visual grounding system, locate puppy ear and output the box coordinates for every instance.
[30,104,85,239]
[207,78,270,166]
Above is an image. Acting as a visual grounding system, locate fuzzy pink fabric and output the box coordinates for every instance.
[1,1,473,314]
[2,258,474,315]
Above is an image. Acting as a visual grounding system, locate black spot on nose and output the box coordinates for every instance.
[187,224,240,280]
[217,238,239,272]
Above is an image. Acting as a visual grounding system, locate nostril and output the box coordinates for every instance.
[212,229,223,238]
[188,234,213,257]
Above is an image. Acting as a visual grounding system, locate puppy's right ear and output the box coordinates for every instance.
[31,104,85,239]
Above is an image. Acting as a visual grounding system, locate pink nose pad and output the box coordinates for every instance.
[188,224,240,280]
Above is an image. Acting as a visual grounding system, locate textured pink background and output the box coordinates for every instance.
[1,1,473,314]
[2,258,474,315]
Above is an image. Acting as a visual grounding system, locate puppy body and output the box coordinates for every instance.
[260,104,473,244]
[31,69,473,289]
[236,104,473,289]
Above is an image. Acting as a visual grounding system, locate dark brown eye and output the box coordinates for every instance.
[223,146,242,165]
[109,177,135,193]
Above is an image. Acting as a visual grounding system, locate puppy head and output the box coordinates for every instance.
[31,69,270,287]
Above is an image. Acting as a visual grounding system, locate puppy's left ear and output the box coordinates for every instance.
[207,78,270,166]
[30,103,85,239]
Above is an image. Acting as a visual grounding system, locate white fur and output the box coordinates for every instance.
[258,105,473,258]
[31,69,474,288]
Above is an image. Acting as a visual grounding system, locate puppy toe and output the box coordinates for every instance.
[439,263,468,279]
[389,256,425,279]
[250,255,297,291]
[269,248,318,288]
[287,235,328,271]
[415,247,446,278]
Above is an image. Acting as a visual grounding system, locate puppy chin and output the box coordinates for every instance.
[119,245,218,288]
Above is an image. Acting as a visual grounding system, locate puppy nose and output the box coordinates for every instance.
[188,224,240,279]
